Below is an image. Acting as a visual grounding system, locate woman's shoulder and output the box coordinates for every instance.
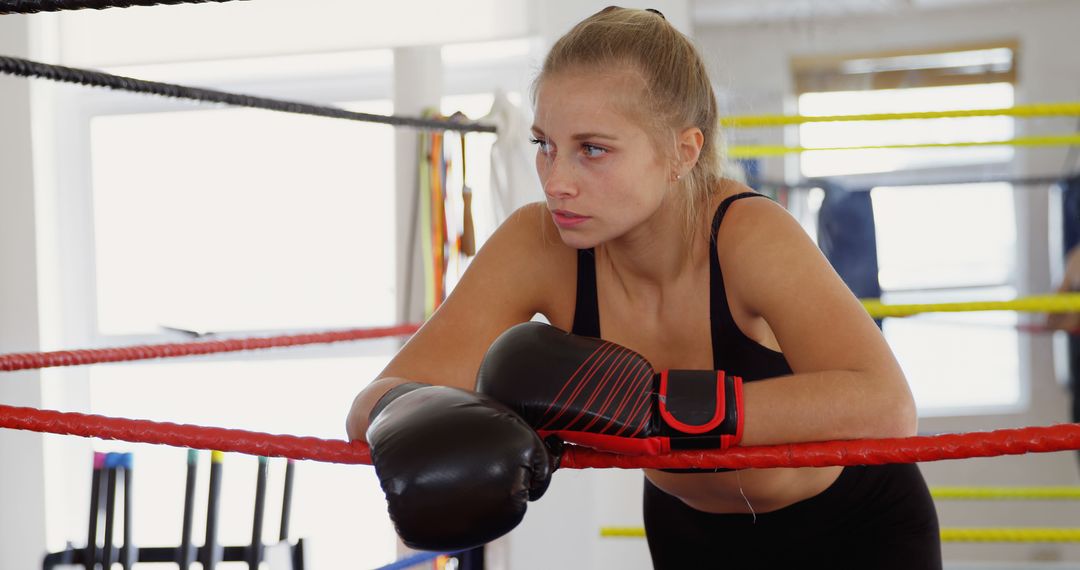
[709,179,816,280]
[485,201,578,322]
[708,179,793,236]
[709,181,834,308]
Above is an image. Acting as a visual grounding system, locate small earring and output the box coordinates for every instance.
[675,174,682,181]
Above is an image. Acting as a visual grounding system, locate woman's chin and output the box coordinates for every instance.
[556,229,599,250]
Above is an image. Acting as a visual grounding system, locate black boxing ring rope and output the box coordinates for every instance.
[0,55,497,134]
[0,0,238,14]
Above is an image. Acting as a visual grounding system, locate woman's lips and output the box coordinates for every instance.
[552,209,590,228]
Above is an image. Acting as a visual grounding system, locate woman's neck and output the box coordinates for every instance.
[596,194,708,302]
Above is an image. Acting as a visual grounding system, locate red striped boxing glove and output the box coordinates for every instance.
[475,322,744,455]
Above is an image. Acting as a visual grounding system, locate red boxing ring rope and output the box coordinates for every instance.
[0,404,371,464]
[0,324,420,372]
[2,404,1078,470]
[559,423,1080,469]
[8,321,1062,374]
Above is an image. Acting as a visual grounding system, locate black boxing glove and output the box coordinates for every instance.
[476,322,744,455]
[366,382,554,551]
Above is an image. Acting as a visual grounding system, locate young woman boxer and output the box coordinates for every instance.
[348,7,941,568]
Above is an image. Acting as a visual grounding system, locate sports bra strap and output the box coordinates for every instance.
[710,192,764,244]
[572,191,768,350]
[571,248,601,338]
[709,192,769,369]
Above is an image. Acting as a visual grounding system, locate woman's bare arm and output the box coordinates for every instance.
[720,196,916,446]
[346,203,566,441]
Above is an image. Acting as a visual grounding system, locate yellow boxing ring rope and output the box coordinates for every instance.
[720,101,1080,128]
[940,529,1080,543]
[860,293,1080,319]
[600,527,1080,543]
[931,487,1080,501]
[728,133,1080,159]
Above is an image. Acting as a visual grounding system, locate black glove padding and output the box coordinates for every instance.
[476,322,744,455]
[366,382,554,551]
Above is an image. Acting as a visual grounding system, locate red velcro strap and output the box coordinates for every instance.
[732,374,744,446]
[657,370,727,435]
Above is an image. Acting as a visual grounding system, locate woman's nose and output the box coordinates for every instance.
[541,154,578,199]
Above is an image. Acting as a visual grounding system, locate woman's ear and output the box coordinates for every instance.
[675,126,704,176]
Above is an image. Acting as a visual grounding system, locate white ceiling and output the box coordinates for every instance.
[692,0,1037,25]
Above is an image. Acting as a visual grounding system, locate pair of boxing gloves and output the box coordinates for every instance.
[365,321,745,550]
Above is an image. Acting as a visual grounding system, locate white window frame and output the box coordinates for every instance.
[51,44,534,361]
[798,156,1026,419]
[871,180,1025,417]
[37,39,537,564]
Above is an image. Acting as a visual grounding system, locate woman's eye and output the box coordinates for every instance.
[582,143,607,158]
[529,137,551,154]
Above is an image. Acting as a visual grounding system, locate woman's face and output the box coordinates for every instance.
[532,69,672,249]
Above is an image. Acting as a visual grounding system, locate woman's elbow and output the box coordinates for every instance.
[879,386,918,439]
[345,394,367,442]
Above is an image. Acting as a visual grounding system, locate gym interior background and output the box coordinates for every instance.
[2,0,1080,568]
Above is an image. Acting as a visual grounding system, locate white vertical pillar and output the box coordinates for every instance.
[0,14,49,570]
[393,46,443,327]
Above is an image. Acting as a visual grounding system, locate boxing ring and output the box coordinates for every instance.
[5,0,1080,568]
[6,295,1080,472]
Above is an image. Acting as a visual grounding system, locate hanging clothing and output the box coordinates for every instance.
[418,110,452,317]
[418,110,483,316]
[817,183,882,327]
[1063,174,1080,259]
[482,89,543,223]
[1060,174,1080,463]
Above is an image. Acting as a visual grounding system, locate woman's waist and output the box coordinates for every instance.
[643,465,844,514]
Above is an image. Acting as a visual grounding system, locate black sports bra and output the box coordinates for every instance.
[570,192,792,382]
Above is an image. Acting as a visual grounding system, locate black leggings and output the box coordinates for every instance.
[643,463,942,569]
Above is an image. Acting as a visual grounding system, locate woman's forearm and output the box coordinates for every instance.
[740,369,917,447]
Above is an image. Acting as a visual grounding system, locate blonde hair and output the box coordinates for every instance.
[533,6,724,244]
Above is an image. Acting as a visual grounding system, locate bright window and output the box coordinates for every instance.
[798,75,1020,415]
[873,183,1016,291]
[67,41,533,570]
[799,83,1014,178]
[90,100,396,335]
[873,184,1019,414]
[880,291,1020,413]
[85,96,399,567]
